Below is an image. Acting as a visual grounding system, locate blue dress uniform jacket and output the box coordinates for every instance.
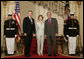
[66,19,79,37]
[4,19,18,37]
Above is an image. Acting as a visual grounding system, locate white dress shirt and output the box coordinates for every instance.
[29,16,33,24]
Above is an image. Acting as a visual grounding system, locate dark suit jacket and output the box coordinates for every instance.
[23,17,36,36]
[44,18,58,36]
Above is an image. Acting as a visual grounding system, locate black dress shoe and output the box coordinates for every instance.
[69,54,72,56]
[5,53,15,56]
[25,54,30,57]
[69,54,76,56]
[48,54,52,56]
[54,54,57,56]
[72,54,76,56]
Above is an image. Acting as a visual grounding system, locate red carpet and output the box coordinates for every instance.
[4,54,77,58]
[4,38,79,58]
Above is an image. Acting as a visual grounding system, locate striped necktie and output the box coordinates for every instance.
[48,18,51,24]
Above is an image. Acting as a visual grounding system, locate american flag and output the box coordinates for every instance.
[13,1,21,40]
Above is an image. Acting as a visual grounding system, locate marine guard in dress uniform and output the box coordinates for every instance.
[66,12,79,56]
[4,13,18,55]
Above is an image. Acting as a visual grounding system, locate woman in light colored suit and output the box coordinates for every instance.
[36,15,44,56]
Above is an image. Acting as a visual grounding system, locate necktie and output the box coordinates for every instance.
[30,17,33,24]
[48,19,51,24]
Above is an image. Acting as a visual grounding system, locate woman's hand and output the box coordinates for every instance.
[44,35,46,39]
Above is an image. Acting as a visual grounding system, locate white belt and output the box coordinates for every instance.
[6,28,15,30]
[68,27,77,29]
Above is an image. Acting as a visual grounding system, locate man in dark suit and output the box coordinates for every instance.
[44,12,58,56]
[23,10,36,57]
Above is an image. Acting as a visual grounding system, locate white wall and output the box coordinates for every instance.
[20,1,64,35]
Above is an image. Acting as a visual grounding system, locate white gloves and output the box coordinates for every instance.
[66,35,69,37]
[15,35,17,37]
[77,35,79,37]
[76,35,79,39]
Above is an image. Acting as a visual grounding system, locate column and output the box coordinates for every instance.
[1,1,7,57]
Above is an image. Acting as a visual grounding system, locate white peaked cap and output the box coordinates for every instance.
[8,12,12,16]
[70,11,74,15]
